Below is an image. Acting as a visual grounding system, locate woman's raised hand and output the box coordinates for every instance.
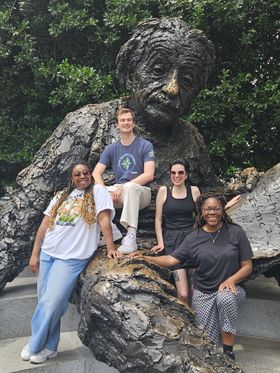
[151,244,164,253]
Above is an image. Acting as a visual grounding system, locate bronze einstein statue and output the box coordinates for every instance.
[0,17,218,291]
[0,17,279,372]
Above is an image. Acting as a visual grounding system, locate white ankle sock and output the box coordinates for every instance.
[127,226,136,236]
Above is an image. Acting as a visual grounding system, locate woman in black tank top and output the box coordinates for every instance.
[151,160,201,305]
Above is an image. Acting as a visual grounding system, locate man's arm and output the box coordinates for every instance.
[129,160,155,186]
[92,163,107,185]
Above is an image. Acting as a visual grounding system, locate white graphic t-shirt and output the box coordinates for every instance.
[41,184,114,260]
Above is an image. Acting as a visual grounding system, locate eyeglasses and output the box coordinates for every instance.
[73,170,91,177]
[170,171,185,175]
[202,207,223,213]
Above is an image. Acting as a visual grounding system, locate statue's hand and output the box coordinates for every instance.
[28,254,40,273]
[151,244,164,253]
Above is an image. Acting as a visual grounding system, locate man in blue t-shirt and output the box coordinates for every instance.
[93,108,155,253]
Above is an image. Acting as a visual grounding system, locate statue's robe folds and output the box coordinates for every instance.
[77,251,243,373]
[228,163,280,283]
[0,98,216,291]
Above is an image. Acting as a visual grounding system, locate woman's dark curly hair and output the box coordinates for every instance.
[48,160,96,228]
[194,191,234,231]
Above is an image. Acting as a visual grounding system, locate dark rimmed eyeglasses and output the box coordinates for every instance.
[202,207,223,213]
[73,170,91,177]
[170,170,185,175]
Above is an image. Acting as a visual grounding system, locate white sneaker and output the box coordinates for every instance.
[117,233,137,254]
[98,223,122,246]
[30,348,58,364]
[21,344,32,361]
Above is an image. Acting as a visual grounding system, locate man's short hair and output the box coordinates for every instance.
[115,108,136,123]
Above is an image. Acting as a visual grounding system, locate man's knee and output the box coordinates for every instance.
[123,182,141,193]
[122,183,142,202]
[122,183,151,210]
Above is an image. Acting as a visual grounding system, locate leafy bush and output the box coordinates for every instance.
[0,0,279,184]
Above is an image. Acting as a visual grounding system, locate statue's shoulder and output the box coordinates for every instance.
[51,98,127,140]
[178,118,201,135]
[65,97,125,120]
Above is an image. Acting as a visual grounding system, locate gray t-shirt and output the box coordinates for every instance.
[99,136,154,184]
[171,224,253,293]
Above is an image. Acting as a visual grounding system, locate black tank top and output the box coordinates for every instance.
[163,185,195,231]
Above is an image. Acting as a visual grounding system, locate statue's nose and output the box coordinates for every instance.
[162,70,179,96]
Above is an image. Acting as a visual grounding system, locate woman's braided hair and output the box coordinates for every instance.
[194,191,234,231]
[48,161,96,228]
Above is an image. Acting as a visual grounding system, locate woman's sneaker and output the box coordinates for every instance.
[20,345,32,361]
[30,348,58,364]
[117,233,137,254]
[224,350,235,361]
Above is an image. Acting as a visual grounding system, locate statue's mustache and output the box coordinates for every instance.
[145,91,181,111]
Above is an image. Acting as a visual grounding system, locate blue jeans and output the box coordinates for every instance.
[28,251,89,354]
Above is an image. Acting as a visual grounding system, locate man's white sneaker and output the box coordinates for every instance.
[117,233,137,254]
[21,344,32,361]
[30,348,58,364]
[98,223,122,246]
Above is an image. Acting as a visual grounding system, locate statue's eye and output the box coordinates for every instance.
[151,63,168,76]
[180,70,193,89]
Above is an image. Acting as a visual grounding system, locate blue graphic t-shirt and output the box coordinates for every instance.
[99,137,154,184]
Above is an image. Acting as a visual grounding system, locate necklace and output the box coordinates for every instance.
[209,229,221,244]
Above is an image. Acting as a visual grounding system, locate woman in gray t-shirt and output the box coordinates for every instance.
[129,192,253,361]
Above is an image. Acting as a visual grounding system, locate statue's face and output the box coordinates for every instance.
[132,34,204,125]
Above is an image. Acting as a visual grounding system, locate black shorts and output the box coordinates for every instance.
[163,229,192,270]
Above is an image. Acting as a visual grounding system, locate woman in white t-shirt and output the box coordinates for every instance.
[20,160,120,364]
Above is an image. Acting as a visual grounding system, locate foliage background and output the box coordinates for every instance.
[0,0,279,191]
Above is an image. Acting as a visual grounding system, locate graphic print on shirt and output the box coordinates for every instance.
[56,194,84,226]
[118,153,137,176]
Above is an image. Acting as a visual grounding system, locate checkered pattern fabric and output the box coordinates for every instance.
[192,286,246,345]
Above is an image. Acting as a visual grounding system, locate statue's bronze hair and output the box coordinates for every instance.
[116,17,215,94]
[48,161,96,228]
